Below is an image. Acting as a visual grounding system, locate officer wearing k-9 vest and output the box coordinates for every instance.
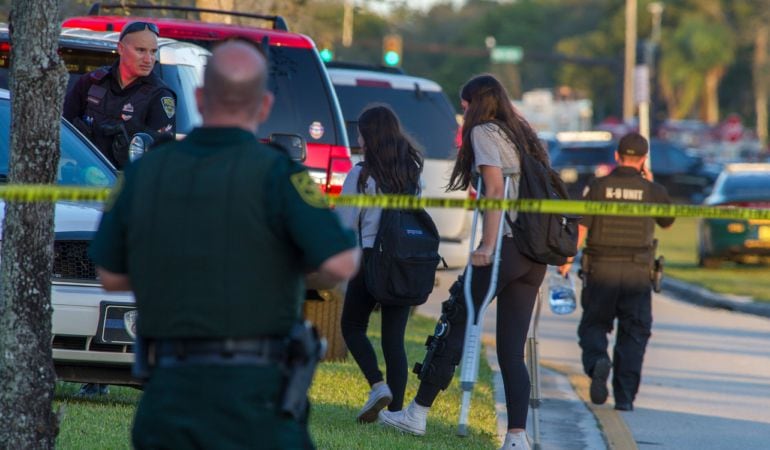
[89,41,359,449]
[559,132,674,413]
[63,21,176,169]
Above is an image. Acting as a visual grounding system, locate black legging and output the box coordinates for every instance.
[415,237,546,429]
[340,249,412,412]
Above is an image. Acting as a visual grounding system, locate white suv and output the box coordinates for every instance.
[327,64,472,267]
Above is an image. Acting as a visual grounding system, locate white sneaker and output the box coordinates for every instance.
[499,431,531,450]
[379,400,428,436]
[357,382,393,423]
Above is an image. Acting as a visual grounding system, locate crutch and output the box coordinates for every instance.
[526,283,546,449]
[457,171,513,437]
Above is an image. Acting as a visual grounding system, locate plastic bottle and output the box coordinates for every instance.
[547,270,577,315]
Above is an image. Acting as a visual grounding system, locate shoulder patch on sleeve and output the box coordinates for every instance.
[161,96,175,119]
[290,171,328,208]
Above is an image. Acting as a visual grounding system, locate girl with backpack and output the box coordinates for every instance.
[336,105,425,423]
[379,74,549,450]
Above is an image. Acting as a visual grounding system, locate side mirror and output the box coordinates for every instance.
[129,133,154,162]
[269,133,307,162]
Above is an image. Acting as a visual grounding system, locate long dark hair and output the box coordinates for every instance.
[357,105,424,194]
[447,74,550,191]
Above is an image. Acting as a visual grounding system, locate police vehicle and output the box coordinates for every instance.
[0,89,139,385]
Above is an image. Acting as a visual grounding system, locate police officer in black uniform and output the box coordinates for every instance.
[89,41,359,449]
[559,132,674,412]
[63,21,176,169]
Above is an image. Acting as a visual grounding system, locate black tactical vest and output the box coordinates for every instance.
[84,68,169,167]
[586,169,655,253]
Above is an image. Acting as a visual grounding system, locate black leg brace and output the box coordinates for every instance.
[412,276,467,390]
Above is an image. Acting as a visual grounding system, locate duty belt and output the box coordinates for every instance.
[150,338,286,368]
[590,254,650,263]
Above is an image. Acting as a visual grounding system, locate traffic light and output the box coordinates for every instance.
[382,34,403,67]
[319,43,334,63]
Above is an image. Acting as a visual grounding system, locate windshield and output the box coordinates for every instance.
[334,84,458,160]
[0,99,116,186]
[719,173,770,198]
[258,46,342,145]
[552,144,615,166]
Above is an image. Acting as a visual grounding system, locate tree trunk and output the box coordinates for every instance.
[703,66,724,124]
[754,25,769,146]
[0,0,67,448]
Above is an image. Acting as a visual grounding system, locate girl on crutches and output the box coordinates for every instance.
[380,74,549,450]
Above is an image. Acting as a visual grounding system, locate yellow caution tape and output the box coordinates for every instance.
[0,185,768,221]
[329,194,770,221]
[0,185,111,202]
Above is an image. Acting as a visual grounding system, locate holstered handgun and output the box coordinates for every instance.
[280,321,326,421]
[650,239,664,293]
[578,252,589,283]
[101,121,130,167]
[132,334,151,382]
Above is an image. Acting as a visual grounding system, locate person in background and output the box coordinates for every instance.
[379,74,549,450]
[88,40,359,449]
[336,105,424,423]
[559,132,674,412]
[64,21,176,170]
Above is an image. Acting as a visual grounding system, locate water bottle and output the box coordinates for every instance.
[547,270,576,315]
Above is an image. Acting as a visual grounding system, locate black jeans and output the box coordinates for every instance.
[415,237,546,429]
[340,249,412,412]
[578,259,652,405]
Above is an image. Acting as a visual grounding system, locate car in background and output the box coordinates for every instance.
[0,89,137,384]
[537,131,561,163]
[698,163,770,268]
[550,131,617,199]
[551,131,716,203]
[325,62,471,267]
[0,26,210,138]
[62,4,352,195]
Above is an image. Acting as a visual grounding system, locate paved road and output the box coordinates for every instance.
[536,272,770,449]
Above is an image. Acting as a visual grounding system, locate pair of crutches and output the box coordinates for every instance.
[456,171,543,449]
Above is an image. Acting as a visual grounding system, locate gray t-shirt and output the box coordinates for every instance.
[471,122,521,235]
[336,164,381,248]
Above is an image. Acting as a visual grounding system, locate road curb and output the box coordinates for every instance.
[662,277,770,318]
[540,361,637,450]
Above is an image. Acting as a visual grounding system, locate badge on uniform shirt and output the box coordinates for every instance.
[161,97,175,119]
[290,171,328,208]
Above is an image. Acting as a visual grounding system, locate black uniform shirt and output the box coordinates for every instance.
[582,166,675,253]
[63,62,176,167]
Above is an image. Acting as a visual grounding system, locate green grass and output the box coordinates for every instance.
[657,217,770,302]
[54,313,497,449]
[310,313,497,449]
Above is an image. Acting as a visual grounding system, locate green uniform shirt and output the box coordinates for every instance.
[89,127,355,338]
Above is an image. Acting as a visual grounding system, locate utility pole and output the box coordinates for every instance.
[623,0,637,123]
[342,0,354,47]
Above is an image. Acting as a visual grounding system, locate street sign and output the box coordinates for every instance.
[490,46,523,64]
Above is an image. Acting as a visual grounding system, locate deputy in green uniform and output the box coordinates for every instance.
[89,41,359,450]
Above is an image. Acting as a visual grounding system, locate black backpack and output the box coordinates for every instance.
[506,146,580,266]
[363,207,441,306]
